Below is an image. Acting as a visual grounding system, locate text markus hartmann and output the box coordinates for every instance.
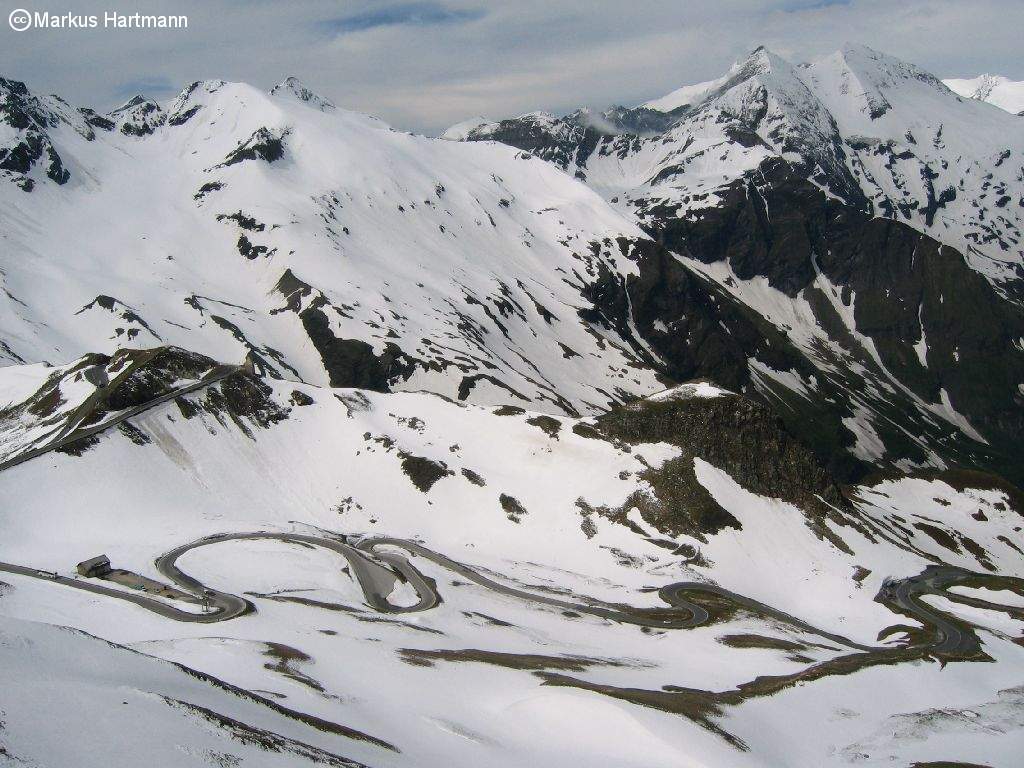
[22,11,188,29]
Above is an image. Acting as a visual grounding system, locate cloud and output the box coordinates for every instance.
[321,2,486,35]
[115,76,178,100]
[782,0,852,10]
[1,0,1022,134]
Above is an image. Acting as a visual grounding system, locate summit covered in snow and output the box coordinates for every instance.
[944,73,1024,115]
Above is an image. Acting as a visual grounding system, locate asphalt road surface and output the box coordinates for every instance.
[3,532,1018,659]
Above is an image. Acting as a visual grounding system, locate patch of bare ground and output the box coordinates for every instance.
[354,615,445,634]
[717,633,808,652]
[595,392,862,550]
[399,453,453,492]
[398,648,633,672]
[248,593,363,614]
[262,642,324,693]
[535,596,1001,751]
[537,674,746,750]
[499,493,528,523]
[526,414,561,438]
[460,467,486,486]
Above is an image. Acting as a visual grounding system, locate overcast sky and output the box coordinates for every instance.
[2,0,1022,134]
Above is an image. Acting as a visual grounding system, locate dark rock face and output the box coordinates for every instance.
[168,105,201,126]
[109,96,166,136]
[217,211,266,231]
[578,235,872,480]
[499,493,528,522]
[271,269,425,394]
[221,127,288,167]
[103,346,288,433]
[637,159,1024,485]
[469,115,603,176]
[599,393,847,512]
[204,373,289,432]
[572,164,1023,486]
[194,181,224,201]
[462,111,662,181]
[236,234,273,259]
[298,308,413,391]
[590,105,679,135]
[583,237,804,391]
[79,109,115,132]
[0,77,72,187]
[102,347,217,411]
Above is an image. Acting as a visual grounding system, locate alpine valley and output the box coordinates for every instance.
[1,43,1023,768]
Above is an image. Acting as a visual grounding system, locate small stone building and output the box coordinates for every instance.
[76,555,111,578]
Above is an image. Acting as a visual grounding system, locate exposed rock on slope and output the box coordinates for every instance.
[595,384,852,544]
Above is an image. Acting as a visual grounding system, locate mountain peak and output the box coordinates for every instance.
[269,76,335,112]
[742,45,791,71]
[944,73,1024,114]
[105,93,165,136]
[837,41,882,59]
[110,94,151,113]
[440,115,493,140]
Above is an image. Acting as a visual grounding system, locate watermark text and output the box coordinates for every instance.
[9,9,189,31]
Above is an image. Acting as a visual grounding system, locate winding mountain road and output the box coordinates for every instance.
[2,531,1016,659]
[879,565,984,655]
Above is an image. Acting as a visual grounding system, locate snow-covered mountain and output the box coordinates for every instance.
[0,75,666,415]
[945,73,1024,115]
[460,45,1024,288]
[450,44,1024,486]
[2,46,1024,768]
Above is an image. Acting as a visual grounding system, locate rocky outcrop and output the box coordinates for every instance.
[596,390,851,542]
[0,77,72,188]
[221,127,288,167]
[107,95,166,136]
[298,308,414,391]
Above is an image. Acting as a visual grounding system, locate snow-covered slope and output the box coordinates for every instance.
[5,58,1019,484]
[0,76,665,416]
[802,46,1024,282]
[2,349,1023,766]
[945,74,1024,115]
[640,73,727,113]
[0,614,380,767]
